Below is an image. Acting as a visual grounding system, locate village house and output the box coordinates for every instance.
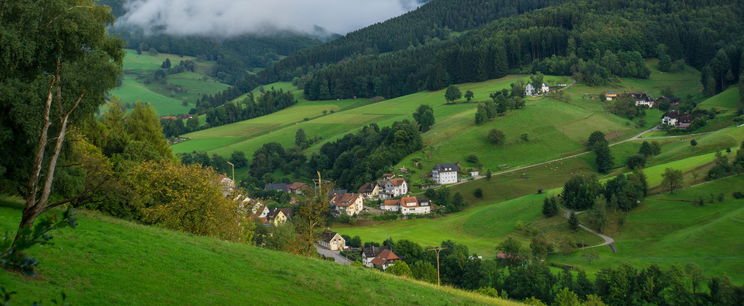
[604,91,618,101]
[432,163,459,185]
[318,230,346,251]
[370,249,400,271]
[379,197,431,215]
[331,193,364,216]
[357,182,383,200]
[267,208,294,226]
[362,246,384,267]
[218,176,236,197]
[662,111,695,128]
[525,83,550,96]
[470,170,480,177]
[384,178,408,197]
[622,93,655,108]
[287,182,308,195]
[399,197,431,215]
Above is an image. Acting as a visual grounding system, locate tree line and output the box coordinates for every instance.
[349,237,744,305]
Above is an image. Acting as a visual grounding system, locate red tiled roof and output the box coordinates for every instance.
[382,199,399,206]
[371,249,400,267]
[400,197,419,207]
[389,178,406,187]
[332,193,361,207]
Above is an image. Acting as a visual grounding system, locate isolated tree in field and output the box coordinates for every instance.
[295,128,308,148]
[0,0,124,263]
[413,104,435,132]
[464,90,474,102]
[561,175,601,210]
[162,58,172,69]
[445,85,462,103]
[542,196,559,218]
[475,104,489,125]
[639,141,661,157]
[626,154,646,170]
[661,168,684,194]
[568,212,579,231]
[530,237,553,260]
[474,188,484,199]
[690,139,698,147]
[594,143,614,173]
[587,131,607,150]
[488,129,506,145]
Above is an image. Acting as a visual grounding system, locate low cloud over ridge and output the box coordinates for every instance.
[118,0,423,36]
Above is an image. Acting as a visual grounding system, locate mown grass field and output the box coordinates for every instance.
[108,49,229,116]
[551,175,744,283]
[173,75,551,157]
[0,198,513,305]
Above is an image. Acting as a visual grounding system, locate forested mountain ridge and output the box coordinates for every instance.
[301,0,744,100]
[260,0,568,81]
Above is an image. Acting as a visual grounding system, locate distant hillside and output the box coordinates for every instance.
[0,199,514,305]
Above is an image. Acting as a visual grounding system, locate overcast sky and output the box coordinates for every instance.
[118,0,423,36]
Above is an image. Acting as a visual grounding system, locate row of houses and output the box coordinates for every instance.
[317,231,402,271]
[357,176,408,200]
[605,92,681,109]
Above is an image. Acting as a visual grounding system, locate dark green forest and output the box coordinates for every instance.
[302,0,744,100]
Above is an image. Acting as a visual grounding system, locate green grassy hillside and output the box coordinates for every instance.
[552,175,744,283]
[0,199,514,305]
[109,49,230,116]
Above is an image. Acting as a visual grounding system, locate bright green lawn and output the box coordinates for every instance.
[109,74,187,116]
[551,175,744,284]
[697,87,742,117]
[0,199,513,305]
[108,50,229,116]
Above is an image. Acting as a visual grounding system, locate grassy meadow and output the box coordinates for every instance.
[108,49,230,116]
[0,198,514,305]
[552,175,744,283]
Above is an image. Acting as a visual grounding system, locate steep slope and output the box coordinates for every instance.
[0,199,514,305]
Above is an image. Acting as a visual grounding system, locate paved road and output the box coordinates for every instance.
[563,210,616,252]
[315,244,352,265]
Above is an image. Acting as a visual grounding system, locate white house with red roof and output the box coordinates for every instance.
[384,178,408,197]
[379,197,431,215]
[331,193,364,216]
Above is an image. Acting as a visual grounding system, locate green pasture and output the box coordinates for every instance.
[551,175,744,284]
[0,198,512,305]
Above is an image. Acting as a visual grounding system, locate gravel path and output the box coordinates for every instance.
[315,244,352,265]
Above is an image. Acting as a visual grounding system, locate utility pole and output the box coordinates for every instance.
[427,247,447,286]
[226,161,235,182]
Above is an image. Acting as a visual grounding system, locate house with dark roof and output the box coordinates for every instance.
[331,193,364,216]
[621,93,655,108]
[358,182,383,200]
[267,208,294,226]
[662,111,695,128]
[362,246,384,267]
[264,183,289,193]
[432,163,460,185]
[318,230,346,251]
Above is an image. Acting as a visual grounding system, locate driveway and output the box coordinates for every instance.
[315,244,352,265]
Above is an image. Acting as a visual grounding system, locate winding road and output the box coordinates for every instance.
[562,210,617,253]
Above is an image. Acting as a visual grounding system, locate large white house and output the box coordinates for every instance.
[379,197,431,215]
[331,193,364,216]
[432,163,459,185]
[385,178,408,197]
